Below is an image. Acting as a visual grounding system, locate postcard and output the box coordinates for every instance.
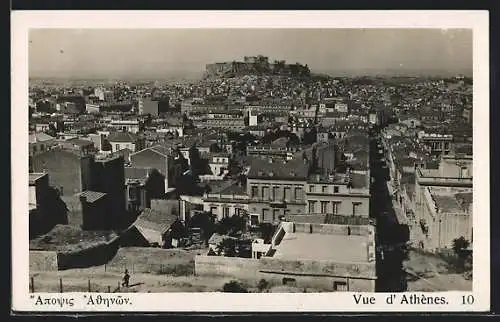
[11,10,489,312]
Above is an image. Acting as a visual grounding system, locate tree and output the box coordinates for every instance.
[188,146,202,176]
[217,215,247,236]
[145,169,166,199]
[216,237,237,257]
[101,139,112,152]
[259,223,276,244]
[188,212,216,246]
[257,279,270,292]
[170,219,187,240]
[452,236,471,271]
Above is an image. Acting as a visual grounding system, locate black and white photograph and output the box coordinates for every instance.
[12,11,489,312]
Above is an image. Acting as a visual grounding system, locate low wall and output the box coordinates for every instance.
[195,255,261,280]
[195,255,376,284]
[292,223,374,237]
[258,271,376,292]
[57,238,120,270]
[30,251,58,271]
[259,257,376,279]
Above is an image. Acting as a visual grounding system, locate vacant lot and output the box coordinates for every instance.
[404,249,472,291]
[30,247,334,293]
[30,267,330,293]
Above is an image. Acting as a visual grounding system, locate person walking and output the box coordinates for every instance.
[122,269,130,288]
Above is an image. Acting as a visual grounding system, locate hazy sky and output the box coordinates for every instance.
[29,29,472,79]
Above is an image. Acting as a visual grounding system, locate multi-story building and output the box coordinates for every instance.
[246,138,299,161]
[208,152,230,176]
[247,157,309,224]
[202,181,249,221]
[419,133,454,156]
[109,119,142,134]
[130,145,170,192]
[90,154,127,227]
[414,154,473,251]
[305,171,370,218]
[32,148,93,196]
[29,132,56,157]
[108,131,145,153]
[195,111,246,131]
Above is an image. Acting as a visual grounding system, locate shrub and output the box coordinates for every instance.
[257,279,269,292]
[222,280,248,293]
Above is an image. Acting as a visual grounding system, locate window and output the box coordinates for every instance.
[308,200,317,214]
[272,187,279,201]
[262,187,270,200]
[332,202,340,215]
[40,144,45,151]
[352,202,361,216]
[273,209,280,221]
[282,278,296,286]
[309,185,315,193]
[444,142,450,150]
[284,187,292,201]
[223,207,230,218]
[115,144,120,151]
[294,187,303,200]
[461,167,469,178]
[250,215,259,226]
[334,281,348,292]
[322,186,328,193]
[128,186,137,199]
[320,201,328,214]
[262,209,270,221]
[251,186,259,198]
[334,186,339,193]
[210,207,217,215]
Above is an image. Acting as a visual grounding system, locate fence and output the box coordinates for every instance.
[29,276,126,293]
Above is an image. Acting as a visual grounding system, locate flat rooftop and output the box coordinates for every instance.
[272,233,369,263]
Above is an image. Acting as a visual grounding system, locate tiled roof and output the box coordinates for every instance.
[210,180,246,195]
[29,132,55,144]
[134,208,178,234]
[108,131,138,143]
[77,190,107,203]
[247,156,309,180]
[65,138,94,147]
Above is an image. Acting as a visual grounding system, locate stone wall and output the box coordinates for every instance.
[29,251,58,271]
[194,255,261,280]
[194,255,376,291]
